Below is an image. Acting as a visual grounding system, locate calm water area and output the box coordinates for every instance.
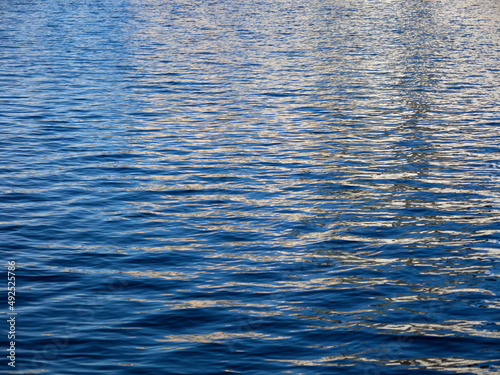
[1,0,500,373]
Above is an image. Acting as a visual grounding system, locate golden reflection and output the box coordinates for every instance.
[156,331,289,343]
[266,357,356,367]
[122,270,198,280]
[374,321,500,339]
[124,297,275,310]
[381,357,495,374]
[113,4,500,373]
[268,355,496,374]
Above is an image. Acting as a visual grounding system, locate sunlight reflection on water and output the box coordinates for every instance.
[1,0,499,373]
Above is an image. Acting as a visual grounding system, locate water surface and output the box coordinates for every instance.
[1,0,500,374]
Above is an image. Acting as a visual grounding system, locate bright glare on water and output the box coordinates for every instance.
[1,0,500,374]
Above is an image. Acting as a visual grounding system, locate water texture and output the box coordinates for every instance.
[1,0,500,373]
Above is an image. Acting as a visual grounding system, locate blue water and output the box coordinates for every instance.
[1,0,500,373]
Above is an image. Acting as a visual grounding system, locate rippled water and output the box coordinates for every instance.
[1,0,500,373]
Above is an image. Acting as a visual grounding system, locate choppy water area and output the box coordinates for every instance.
[1,0,500,373]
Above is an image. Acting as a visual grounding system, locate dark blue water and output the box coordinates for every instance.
[1,0,500,373]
